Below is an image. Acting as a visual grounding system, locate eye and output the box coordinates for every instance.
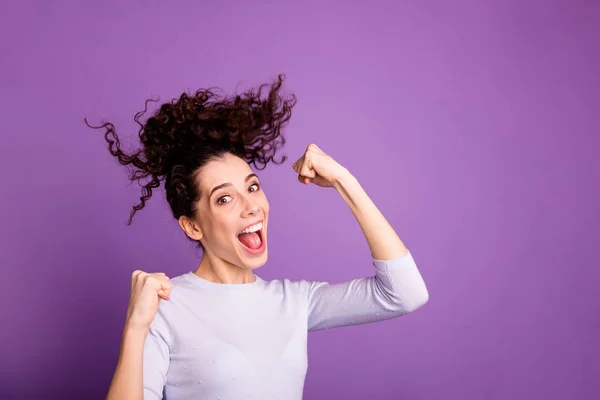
[249,182,260,192]
[216,195,231,205]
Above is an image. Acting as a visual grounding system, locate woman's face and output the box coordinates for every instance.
[193,153,269,270]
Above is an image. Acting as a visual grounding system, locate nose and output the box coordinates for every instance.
[245,204,260,216]
[241,195,261,216]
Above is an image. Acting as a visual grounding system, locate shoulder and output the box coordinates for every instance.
[169,272,194,289]
[152,272,197,314]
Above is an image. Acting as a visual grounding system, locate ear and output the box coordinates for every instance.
[178,215,204,241]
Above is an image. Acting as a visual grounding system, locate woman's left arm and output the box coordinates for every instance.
[333,169,409,261]
[292,143,414,261]
[292,144,429,331]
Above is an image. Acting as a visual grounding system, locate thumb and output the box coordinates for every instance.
[298,174,312,185]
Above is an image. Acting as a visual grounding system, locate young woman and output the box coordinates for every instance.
[88,75,429,400]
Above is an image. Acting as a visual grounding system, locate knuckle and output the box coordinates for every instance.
[132,270,146,280]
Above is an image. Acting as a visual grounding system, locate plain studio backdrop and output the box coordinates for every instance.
[1,1,598,399]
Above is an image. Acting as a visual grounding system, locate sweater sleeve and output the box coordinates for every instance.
[306,250,428,332]
[142,303,172,399]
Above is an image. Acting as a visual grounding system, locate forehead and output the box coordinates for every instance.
[197,154,253,191]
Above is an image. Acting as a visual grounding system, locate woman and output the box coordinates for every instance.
[88,75,429,400]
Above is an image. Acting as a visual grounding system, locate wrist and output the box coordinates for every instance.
[123,320,150,338]
[333,168,356,190]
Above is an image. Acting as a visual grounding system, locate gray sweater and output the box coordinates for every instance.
[142,250,428,399]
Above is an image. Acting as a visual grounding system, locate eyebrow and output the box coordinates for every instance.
[209,173,259,199]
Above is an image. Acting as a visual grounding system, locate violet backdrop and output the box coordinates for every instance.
[1,1,599,399]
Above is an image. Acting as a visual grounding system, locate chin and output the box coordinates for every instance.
[247,257,268,270]
[242,247,268,270]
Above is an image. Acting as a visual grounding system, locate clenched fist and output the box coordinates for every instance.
[291,144,348,187]
[125,270,172,331]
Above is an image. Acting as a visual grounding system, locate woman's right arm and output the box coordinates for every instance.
[106,271,172,400]
[106,324,148,400]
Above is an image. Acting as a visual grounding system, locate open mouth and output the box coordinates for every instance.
[237,223,265,254]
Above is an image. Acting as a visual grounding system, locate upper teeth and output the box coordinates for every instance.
[241,222,262,234]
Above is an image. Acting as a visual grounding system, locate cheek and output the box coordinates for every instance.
[198,209,230,241]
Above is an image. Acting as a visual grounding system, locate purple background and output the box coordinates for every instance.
[2,1,599,399]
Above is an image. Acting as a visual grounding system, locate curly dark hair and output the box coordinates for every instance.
[85,74,296,248]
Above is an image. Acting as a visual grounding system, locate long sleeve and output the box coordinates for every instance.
[306,250,428,332]
[142,304,172,399]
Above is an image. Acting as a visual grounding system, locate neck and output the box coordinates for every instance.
[194,252,256,284]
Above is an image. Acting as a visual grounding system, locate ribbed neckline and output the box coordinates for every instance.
[183,271,264,290]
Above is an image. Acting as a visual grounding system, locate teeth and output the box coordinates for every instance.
[240,222,263,234]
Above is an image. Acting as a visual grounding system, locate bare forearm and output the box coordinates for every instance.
[106,325,147,400]
[333,169,409,260]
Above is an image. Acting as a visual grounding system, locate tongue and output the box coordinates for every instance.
[238,232,261,250]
